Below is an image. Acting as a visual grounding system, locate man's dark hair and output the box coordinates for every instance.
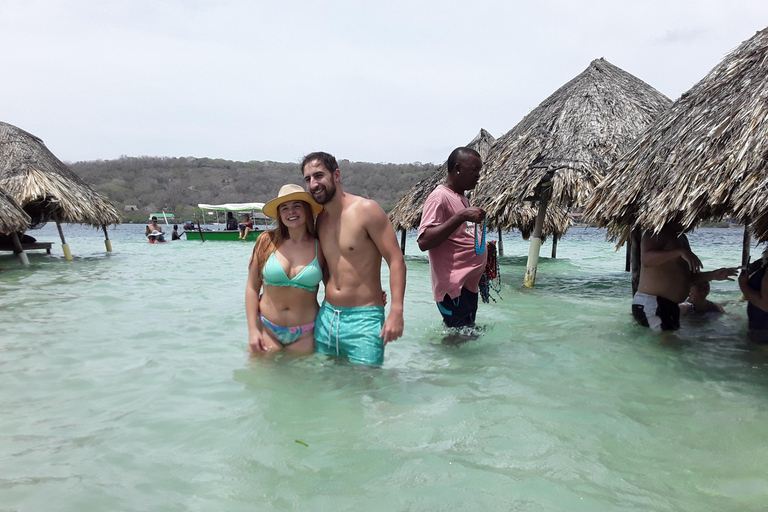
[446,147,481,174]
[151,216,158,221]
[301,151,339,174]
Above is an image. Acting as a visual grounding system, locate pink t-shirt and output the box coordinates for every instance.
[418,184,487,302]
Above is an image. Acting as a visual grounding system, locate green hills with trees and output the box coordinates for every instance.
[69,156,439,223]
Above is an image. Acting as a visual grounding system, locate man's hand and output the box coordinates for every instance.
[711,267,738,281]
[380,311,403,345]
[461,207,486,224]
[680,249,703,273]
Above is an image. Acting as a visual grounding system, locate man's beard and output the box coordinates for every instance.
[312,183,336,205]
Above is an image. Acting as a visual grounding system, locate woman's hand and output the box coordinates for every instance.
[248,328,268,353]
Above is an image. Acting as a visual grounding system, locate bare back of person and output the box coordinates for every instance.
[316,194,384,308]
[638,228,693,304]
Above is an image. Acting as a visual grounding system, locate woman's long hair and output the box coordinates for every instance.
[249,201,317,277]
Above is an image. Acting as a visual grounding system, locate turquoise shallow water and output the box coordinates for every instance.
[1,224,767,511]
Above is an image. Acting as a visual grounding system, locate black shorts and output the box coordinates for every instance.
[437,287,479,328]
[632,292,680,331]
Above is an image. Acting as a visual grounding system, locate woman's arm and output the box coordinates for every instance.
[246,238,268,352]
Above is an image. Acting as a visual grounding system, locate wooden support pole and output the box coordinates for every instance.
[102,225,113,252]
[551,234,558,259]
[197,215,205,242]
[400,229,406,255]
[625,234,631,272]
[523,184,551,288]
[630,227,641,296]
[497,226,504,257]
[10,232,29,267]
[55,220,73,260]
[742,217,751,268]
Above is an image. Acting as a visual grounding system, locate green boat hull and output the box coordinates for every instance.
[184,229,263,241]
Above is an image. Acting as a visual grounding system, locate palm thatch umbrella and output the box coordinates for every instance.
[473,58,672,286]
[0,186,33,266]
[583,27,768,290]
[0,186,30,233]
[0,122,122,258]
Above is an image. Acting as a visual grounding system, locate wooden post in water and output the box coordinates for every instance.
[630,227,641,296]
[625,235,631,272]
[400,229,406,255]
[55,218,73,260]
[102,225,113,252]
[523,183,552,288]
[739,218,751,303]
[196,214,205,242]
[551,233,558,258]
[497,226,504,257]
[742,217,751,268]
[10,232,29,267]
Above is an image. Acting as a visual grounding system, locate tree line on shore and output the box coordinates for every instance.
[69,156,439,223]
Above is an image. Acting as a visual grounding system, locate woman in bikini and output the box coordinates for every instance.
[245,184,325,355]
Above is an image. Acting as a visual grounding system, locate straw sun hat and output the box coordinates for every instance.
[262,184,323,219]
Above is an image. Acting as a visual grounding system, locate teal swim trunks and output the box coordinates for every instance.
[314,301,385,366]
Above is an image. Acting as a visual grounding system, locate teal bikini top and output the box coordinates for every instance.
[262,241,322,291]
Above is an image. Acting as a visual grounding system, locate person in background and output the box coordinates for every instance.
[245,184,324,355]
[226,211,238,230]
[171,225,182,240]
[301,151,405,366]
[238,214,254,239]
[738,247,768,343]
[417,147,487,328]
[632,219,737,331]
[679,281,724,316]
[145,216,165,242]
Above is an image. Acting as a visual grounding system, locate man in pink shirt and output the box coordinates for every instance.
[418,147,487,328]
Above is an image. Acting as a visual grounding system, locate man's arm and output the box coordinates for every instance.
[417,206,485,251]
[692,267,738,284]
[364,201,405,344]
[245,236,275,352]
[640,232,702,272]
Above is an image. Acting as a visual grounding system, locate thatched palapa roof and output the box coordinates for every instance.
[583,28,768,243]
[473,58,672,234]
[0,122,121,227]
[0,185,31,233]
[388,129,496,231]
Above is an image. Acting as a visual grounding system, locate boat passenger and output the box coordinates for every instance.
[238,214,254,239]
[245,184,324,355]
[738,247,768,343]
[226,212,238,230]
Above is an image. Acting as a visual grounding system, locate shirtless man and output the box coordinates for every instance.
[301,152,405,366]
[632,221,736,330]
[145,216,165,242]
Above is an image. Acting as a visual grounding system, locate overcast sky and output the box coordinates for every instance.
[1,0,767,165]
